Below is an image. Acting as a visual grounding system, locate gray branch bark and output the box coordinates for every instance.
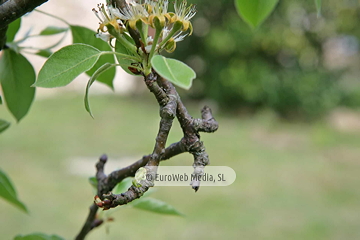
[0,0,49,49]
[75,0,218,238]
[75,72,218,239]
[96,71,218,209]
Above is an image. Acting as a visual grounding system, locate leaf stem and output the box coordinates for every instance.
[101,51,141,62]
[146,28,161,71]
[107,26,138,56]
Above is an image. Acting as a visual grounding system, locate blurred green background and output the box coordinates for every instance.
[1,95,360,239]
[174,0,360,119]
[1,0,360,239]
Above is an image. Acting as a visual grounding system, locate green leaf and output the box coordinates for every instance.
[34,43,101,88]
[6,18,21,42]
[315,0,322,17]
[46,32,68,49]
[151,55,196,90]
[115,38,137,76]
[0,95,2,104]
[88,176,97,190]
[35,33,68,58]
[132,197,183,216]
[35,49,53,58]
[235,0,279,29]
[0,119,11,134]
[39,26,68,36]
[0,169,27,213]
[85,63,117,117]
[14,233,64,240]
[71,25,115,89]
[0,49,36,121]
[112,178,133,194]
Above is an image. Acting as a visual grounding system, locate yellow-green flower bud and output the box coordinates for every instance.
[164,38,176,53]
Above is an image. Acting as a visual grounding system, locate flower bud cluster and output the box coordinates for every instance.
[93,0,196,56]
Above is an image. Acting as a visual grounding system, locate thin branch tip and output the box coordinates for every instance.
[100,154,108,163]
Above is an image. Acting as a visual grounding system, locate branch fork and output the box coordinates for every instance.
[76,71,218,239]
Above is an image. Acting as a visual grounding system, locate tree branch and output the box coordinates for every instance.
[193,106,219,133]
[95,72,218,210]
[0,0,49,28]
[76,66,217,240]
[95,71,178,209]
[75,135,187,239]
[0,25,7,50]
[158,77,218,191]
[97,140,186,198]
[75,203,99,240]
[0,0,49,50]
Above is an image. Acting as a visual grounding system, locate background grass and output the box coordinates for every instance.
[1,94,360,240]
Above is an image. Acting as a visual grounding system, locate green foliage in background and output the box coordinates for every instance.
[235,0,279,29]
[0,119,10,133]
[173,0,360,118]
[2,95,360,239]
[0,169,27,213]
[14,233,64,240]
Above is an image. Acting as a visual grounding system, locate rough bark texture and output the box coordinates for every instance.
[75,71,218,239]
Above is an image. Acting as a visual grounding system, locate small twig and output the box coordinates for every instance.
[75,129,187,238]
[96,141,186,198]
[193,106,219,133]
[158,76,218,191]
[75,203,99,240]
[76,71,218,238]
[96,71,178,209]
